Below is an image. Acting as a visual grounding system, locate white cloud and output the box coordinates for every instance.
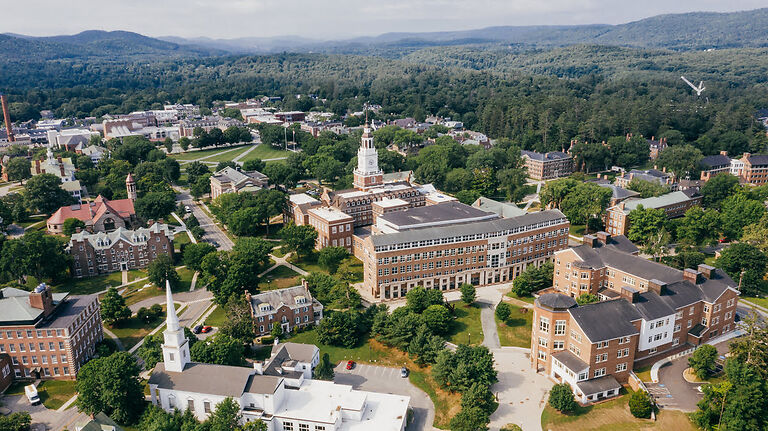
[3,0,766,39]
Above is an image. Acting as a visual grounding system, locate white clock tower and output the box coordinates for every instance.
[353,123,383,190]
[161,281,190,372]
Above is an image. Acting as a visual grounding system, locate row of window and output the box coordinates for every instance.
[0,341,65,353]
[1,329,65,339]
[14,366,69,378]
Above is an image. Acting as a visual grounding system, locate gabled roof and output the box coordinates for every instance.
[48,196,135,226]
[521,150,571,161]
[69,223,173,249]
[701,154,731,168]
[569,299,642,342]
[149,362,256,397]
[249,285,320,316]
[552,350,588,373]
[472,197,526,218]
[212,167,267,187]
[633,292,676,320]
[622,191,695,213]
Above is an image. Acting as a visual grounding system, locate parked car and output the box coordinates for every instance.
[193,325,203,334]
[400,367,409,378]
[202,326,213,333]
[25,384,40,405]
[185,205,192,213]
[346,360,356,370]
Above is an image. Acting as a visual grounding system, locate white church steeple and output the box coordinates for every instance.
[161,281,189,372]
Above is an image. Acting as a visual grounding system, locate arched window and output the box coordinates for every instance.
[103,217,116,232]
[168,394,176,409]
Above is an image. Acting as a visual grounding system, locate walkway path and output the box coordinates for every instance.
[189,271,199,291]
[260,252,309,277]
[176,145,249,164]
[172,211,197,244]
[102,327,125,352]
[232,144,257,163]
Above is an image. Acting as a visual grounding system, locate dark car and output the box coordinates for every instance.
[400,367,409,378]
[346,360,356,370]
[202,326,213,333]
[193,325,203,334]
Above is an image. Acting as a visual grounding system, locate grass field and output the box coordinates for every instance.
[240,144,291,161]
[174,233,192,251]
[171,145,249,161]
[541,389,696,431]
[205,146,253,163]
[259,265,302,291]
[496,304,533,348]
[51,270,145,295]
[289,252,325,274]
[204,305,228,327]
[37,380,77,410]
[287,330,459,429]
[634,365,652,382]
[742,296,768,310]
[108,304,182,349]
[176,267,196,291]
[505,291,536,304]
[446,303,483,346]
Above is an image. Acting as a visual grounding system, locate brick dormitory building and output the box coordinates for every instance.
[604,190,702,236]
[0,283,103,382]
[67,222,175,277]
[247,284,324,337]
[531,232,739,404]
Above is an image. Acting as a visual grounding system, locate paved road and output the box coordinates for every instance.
[654,341,729,411]
[2,392,72,430]
[334,362,435,431]
[175,187,234,251]
[489,348,553,431]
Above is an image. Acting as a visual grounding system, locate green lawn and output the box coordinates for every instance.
[108,304,182,349]
[633,365,652,382]
[240,144,291,161]
[288,252,325,274]
[742,296,768,310]
[259,265,302,291]
[37,380,77,410]
[505,291,536,304]
[123,284,164,306]
[176,267,196,292]
[204,305,228,327]
[174,233,192,251]
[496,304,533,348]
[51,270,146,295]
[541,388,696,431]
[271,245,288,258]
[171,145,249,161]
[569,225,586,237]
[446,303,483,346]
[204,146,253,163]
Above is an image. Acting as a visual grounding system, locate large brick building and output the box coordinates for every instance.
[738,153,768,185]
[47,175,137,234]
[355,203,570,301]
[246,284,323,337]
[531,233,740,403]
[603,190,701,236]
[520,150,573,180]
[68,222,174,277]
[0,284,103,380]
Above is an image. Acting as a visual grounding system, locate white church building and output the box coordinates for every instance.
[148,283,410,431]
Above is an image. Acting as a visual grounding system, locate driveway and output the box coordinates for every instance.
[1,393,73,430]
[174,187,234,251]
[654,342,730,411]
[489,348,553,431]
[333,363,435,431]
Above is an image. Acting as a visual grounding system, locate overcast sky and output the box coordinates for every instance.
[5,0,768,40]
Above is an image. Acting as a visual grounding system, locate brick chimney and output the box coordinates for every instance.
[648,279,668,295]
[582,234,598,248]
[720,150,728,157]
[620,285,639,303]
[697,264,715,279]
[29,283,55,317]
[683,269,702,284]
[596,231,611,245]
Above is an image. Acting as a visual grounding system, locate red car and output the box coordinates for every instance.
[345,360,356,370]
[201,326,213,333]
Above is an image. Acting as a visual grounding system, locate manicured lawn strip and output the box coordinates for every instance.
[569,225,586,237]
[446,303,483,346]
[174,233,191,251]
[204,305,228,327]
[52,270,145,295]
[240,144,291,161]
[271,246,287,258]
[342,257,364,283]
[742,296,768,310]
[108,304,183,349]
[288,253,325,274]
[541,388,696,431]
[205,146,253,163]
[176,267,196,292]
[259,265,302,291]
[123,284,164,307]
[505,291,536,304]
[496,304,533,348]
[171,145,248,161]
[288,329,458,429]
[37,380,77,410]
[633,365,652,382]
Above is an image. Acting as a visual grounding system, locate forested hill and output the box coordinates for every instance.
[0,30,221,61]
[341,8,768,52]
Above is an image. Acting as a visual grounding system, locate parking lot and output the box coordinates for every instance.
[333,362,435,431]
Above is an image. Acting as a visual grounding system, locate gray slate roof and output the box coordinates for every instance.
[552,350,588,373]
[622,191,695,213]
[521,150,570,161]
[270,342,318,364]
[569,299,642,343]
[377,201,497,229]
[149,362,256,397]
[598,184,640,201]
[701,154,731,168]
[633,292,676,320]
[536,293,577,310]
[576,375,622,395]
[370,209,567,247]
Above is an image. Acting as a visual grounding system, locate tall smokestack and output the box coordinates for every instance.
[1,94,14,142]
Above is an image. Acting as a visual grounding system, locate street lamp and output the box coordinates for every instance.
[468,332,471,345]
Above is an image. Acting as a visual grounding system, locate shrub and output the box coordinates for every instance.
[628,389,654,418]
[548,383,577,413]
[501,425,522,431]
[688,344,718,379]
[460,283,476,304]
[495,302,511,322]
[260,335,274,345]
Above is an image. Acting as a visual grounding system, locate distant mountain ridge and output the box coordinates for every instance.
[4,8,768,61]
